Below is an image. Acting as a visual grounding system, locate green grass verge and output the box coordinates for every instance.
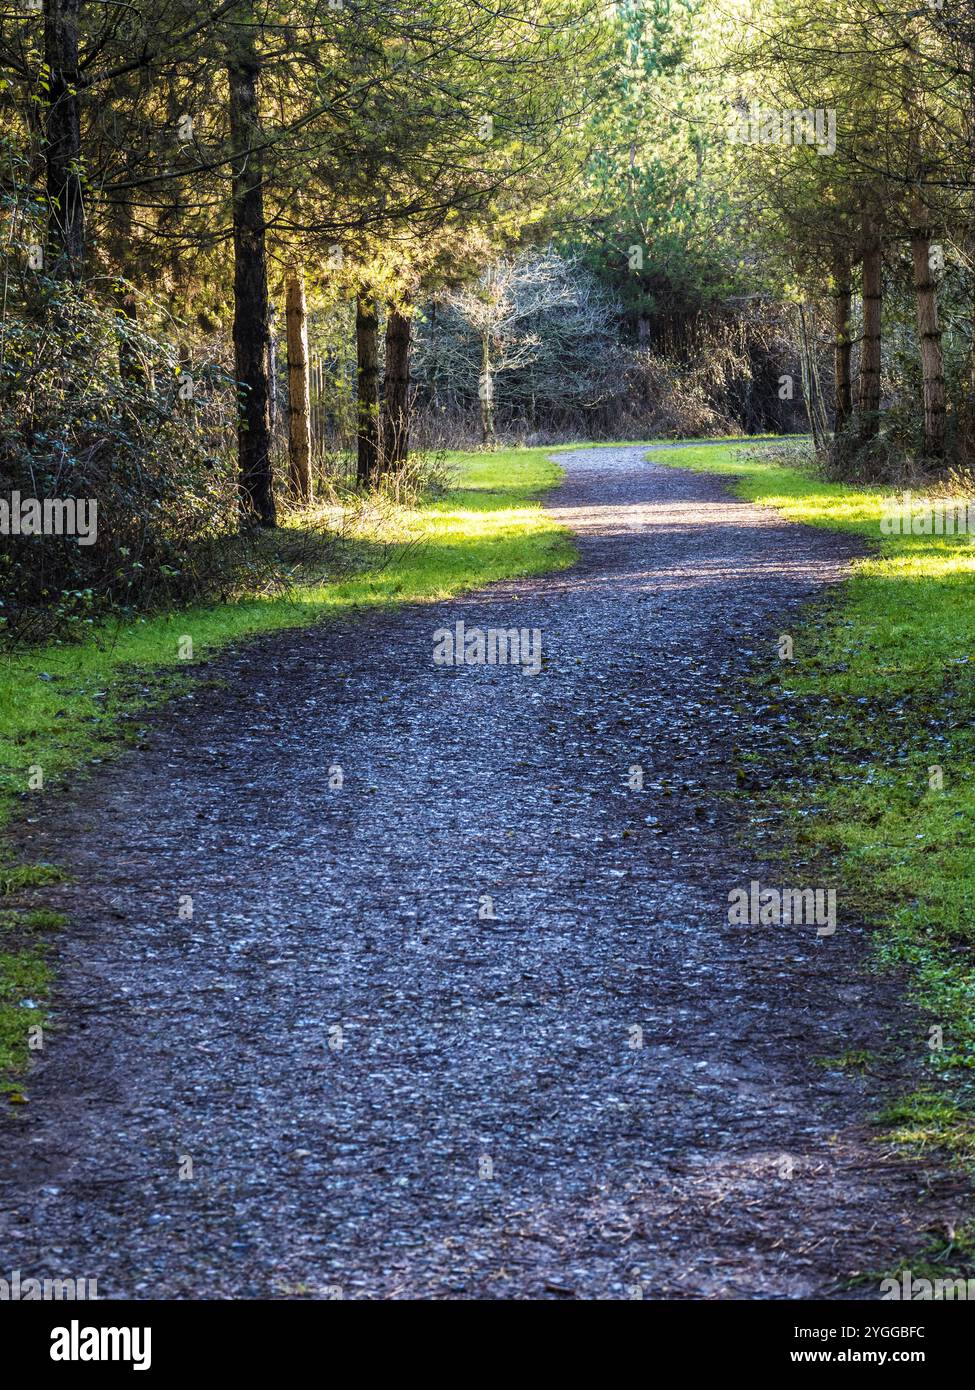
[0,447,575,1081]
[651,440,975,1154]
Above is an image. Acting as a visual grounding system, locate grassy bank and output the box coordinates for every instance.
[0,447,575,1081]
[651,441,975,1157]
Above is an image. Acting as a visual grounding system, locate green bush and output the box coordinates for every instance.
[0,265,250,643]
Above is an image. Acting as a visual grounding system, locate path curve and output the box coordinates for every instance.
[0,445,960,1299]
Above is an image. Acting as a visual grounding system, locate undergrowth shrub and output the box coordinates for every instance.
[0,271,281,644]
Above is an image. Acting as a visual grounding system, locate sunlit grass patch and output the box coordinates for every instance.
[654,438,975,1148]
[0,447,573,830]
[0,446,574,1084]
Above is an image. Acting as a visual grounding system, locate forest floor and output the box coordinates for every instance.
[0,443,968,1299]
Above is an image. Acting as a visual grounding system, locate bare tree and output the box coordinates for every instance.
[424,249,621,441]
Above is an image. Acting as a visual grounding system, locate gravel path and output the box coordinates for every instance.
[0,444,962,1300]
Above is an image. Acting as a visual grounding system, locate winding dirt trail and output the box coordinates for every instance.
[0,444,963,1299]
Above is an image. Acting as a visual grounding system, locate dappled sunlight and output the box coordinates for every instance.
[6,0,975,1316]
[0,450,576,828]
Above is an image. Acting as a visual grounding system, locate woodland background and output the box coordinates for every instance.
[3,0,975,638]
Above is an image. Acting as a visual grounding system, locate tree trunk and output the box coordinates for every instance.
[44,0,85,274]
[268,310,278,435]
[285,267,312,501]
[797,302,828,453]
[356,292,380,487]
[831,257,853,434]
[480,331,495,445]
[228,31,276,526]
[910,214,947,458]
[111,196,151,387]
[857,223,883,441]
[963,248,975,461]
[382,303,412,471]
[115,286,151,387]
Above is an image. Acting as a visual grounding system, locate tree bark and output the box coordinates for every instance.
[356,292,379,486]
[797,302,828,453]
[110,194,152,387]
[480,331,495,445]
[268,310,278,435]
[831,257,853,434]
[910,214,947,458]
[44,0,85,274]
[382,303,412,471]
[285,267,312,501]
[228,29,276,526]
[857,222,883,441]
[115,286,151,387]
[963,244,975,460]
